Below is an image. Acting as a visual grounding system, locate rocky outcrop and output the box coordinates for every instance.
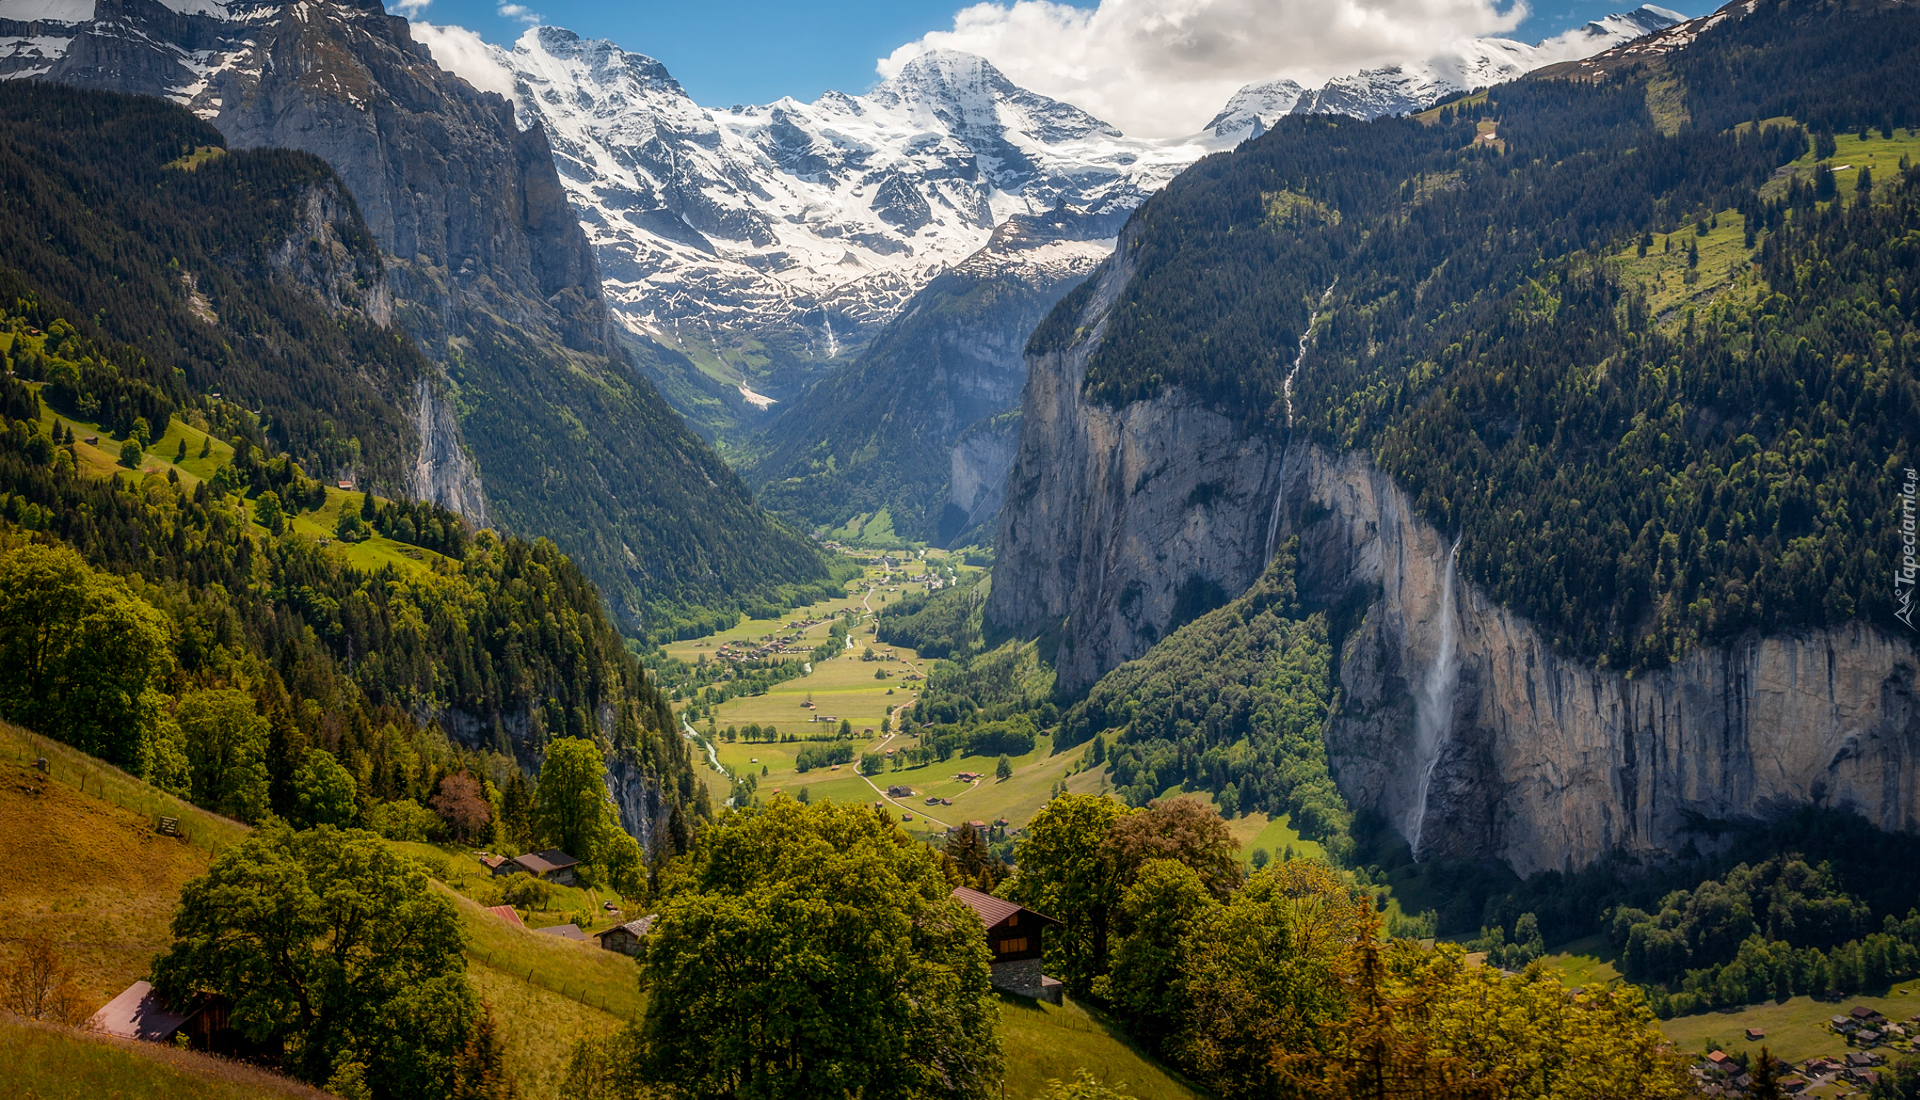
[264,180,394,328]
[1277,445,1920,876]
[947,412,1021,541]
[407,379,487,527]
[987,236,1287,692]
[991,240,1920,875]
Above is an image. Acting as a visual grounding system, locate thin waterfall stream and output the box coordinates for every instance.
[1408,536,1462,860]
[1263,278,1339,565]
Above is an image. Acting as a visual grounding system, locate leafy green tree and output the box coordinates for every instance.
[1100,859,1218,1051]
[254,489,283,534]
[1176,861,1372,1096]
[293,747,358,827]
[632,800,1000,1099]
[0,541,172,772]
[117,438,140,468]
[152,825,481,1098]
[533,737,646,893]
[534,737,610,859]
[498,873,555,910]
[995,754,1012,780]
[861,752,885,775]
[1101,797,1243,900]
[175,688,271,823]
[1006,793,1135,995]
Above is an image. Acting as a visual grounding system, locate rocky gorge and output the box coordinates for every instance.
[989,226,1920,877]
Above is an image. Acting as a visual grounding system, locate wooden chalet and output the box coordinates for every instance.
[89,980,239,1053]
[490,848,580,885]
[951,886,1062,1003]
[596,915,657,956]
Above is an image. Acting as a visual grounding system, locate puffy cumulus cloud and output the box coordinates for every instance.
[411,21,519,100]
[387,0,430,16]
[497,2,540,25]
[879,0,1529,138]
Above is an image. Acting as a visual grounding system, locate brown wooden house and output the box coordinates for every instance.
[951,886,1061,1002]
[595,915,657,956]
[88,980,240,1053]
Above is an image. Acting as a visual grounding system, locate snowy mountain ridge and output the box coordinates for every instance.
[407,7,1682,378]
[1207,5,1685,136]
[410,24,1206,374]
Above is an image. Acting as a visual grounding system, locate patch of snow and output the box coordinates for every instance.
[0,34,71,60]
[737,383,776,409]
[0,0,94,23]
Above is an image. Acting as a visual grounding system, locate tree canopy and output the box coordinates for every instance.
[152,825,494,1099]
[630,799,1001,1100]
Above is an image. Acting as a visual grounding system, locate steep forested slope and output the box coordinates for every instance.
[750,221,1098,546]
[0,82,421,489]
[1037,0,1920,671]
[6,2,834,639]
[0,82,706,851]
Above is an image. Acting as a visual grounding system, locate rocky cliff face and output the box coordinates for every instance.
[992,245,1920,875]
[987,238,1288,690]
[1277,445,1920,876]
[947,412,1021,544]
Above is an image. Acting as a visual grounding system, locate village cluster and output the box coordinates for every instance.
[1692,1004,1918,1096]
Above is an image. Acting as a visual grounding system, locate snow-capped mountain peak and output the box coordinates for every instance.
[411,23,1203,378]
[1211,4,1686,137]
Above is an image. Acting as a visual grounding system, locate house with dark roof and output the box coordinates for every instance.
[596,915,657,956]
[88,981,237,1053]
[490,849,581,885]
[951,886,1062,1004]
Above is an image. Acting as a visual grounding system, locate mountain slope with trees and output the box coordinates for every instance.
[6,5,833,639]
[1023,0,1920,672]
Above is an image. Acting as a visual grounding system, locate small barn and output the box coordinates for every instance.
[491,849,581,885]
[596,915,657,957]
[88,980,237,1053]
[951,886,1062,1003]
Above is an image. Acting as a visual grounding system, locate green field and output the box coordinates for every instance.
[1659,982,1920,1073]
[1540,933,1623,989]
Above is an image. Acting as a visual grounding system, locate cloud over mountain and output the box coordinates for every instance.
[878,0,1534,138]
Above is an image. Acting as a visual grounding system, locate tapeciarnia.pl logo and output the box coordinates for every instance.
[1899,467,1918,630]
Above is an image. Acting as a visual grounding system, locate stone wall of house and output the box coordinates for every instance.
[990,958,1044,998]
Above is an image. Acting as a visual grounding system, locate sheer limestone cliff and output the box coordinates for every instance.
[990,245,1920,876]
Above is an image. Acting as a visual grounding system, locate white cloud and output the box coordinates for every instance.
[880,0,1530,138]
[411,21,519,100]
[388,0,430,15]
[497,2,540,24]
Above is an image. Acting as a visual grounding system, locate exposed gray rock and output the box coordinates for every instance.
[991,236,1920,875]
[408,379,488,527]
[947,412,1021,541]
[1277,445,1920,876]
[987,234,1285,692]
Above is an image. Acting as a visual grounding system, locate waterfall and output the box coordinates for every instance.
[1408,536,1462,861]
[822,313,839,359]
[1264,278,1340,565]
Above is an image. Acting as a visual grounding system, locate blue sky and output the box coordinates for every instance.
[400,0,1703,109]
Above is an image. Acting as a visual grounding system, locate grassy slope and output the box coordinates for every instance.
[999,997,1207,1100]
[3,1016,336,1100]
[27,379,451,578]
[3,705,1202,1099]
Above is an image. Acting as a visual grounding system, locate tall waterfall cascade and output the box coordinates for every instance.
[1409,536,1462,860]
